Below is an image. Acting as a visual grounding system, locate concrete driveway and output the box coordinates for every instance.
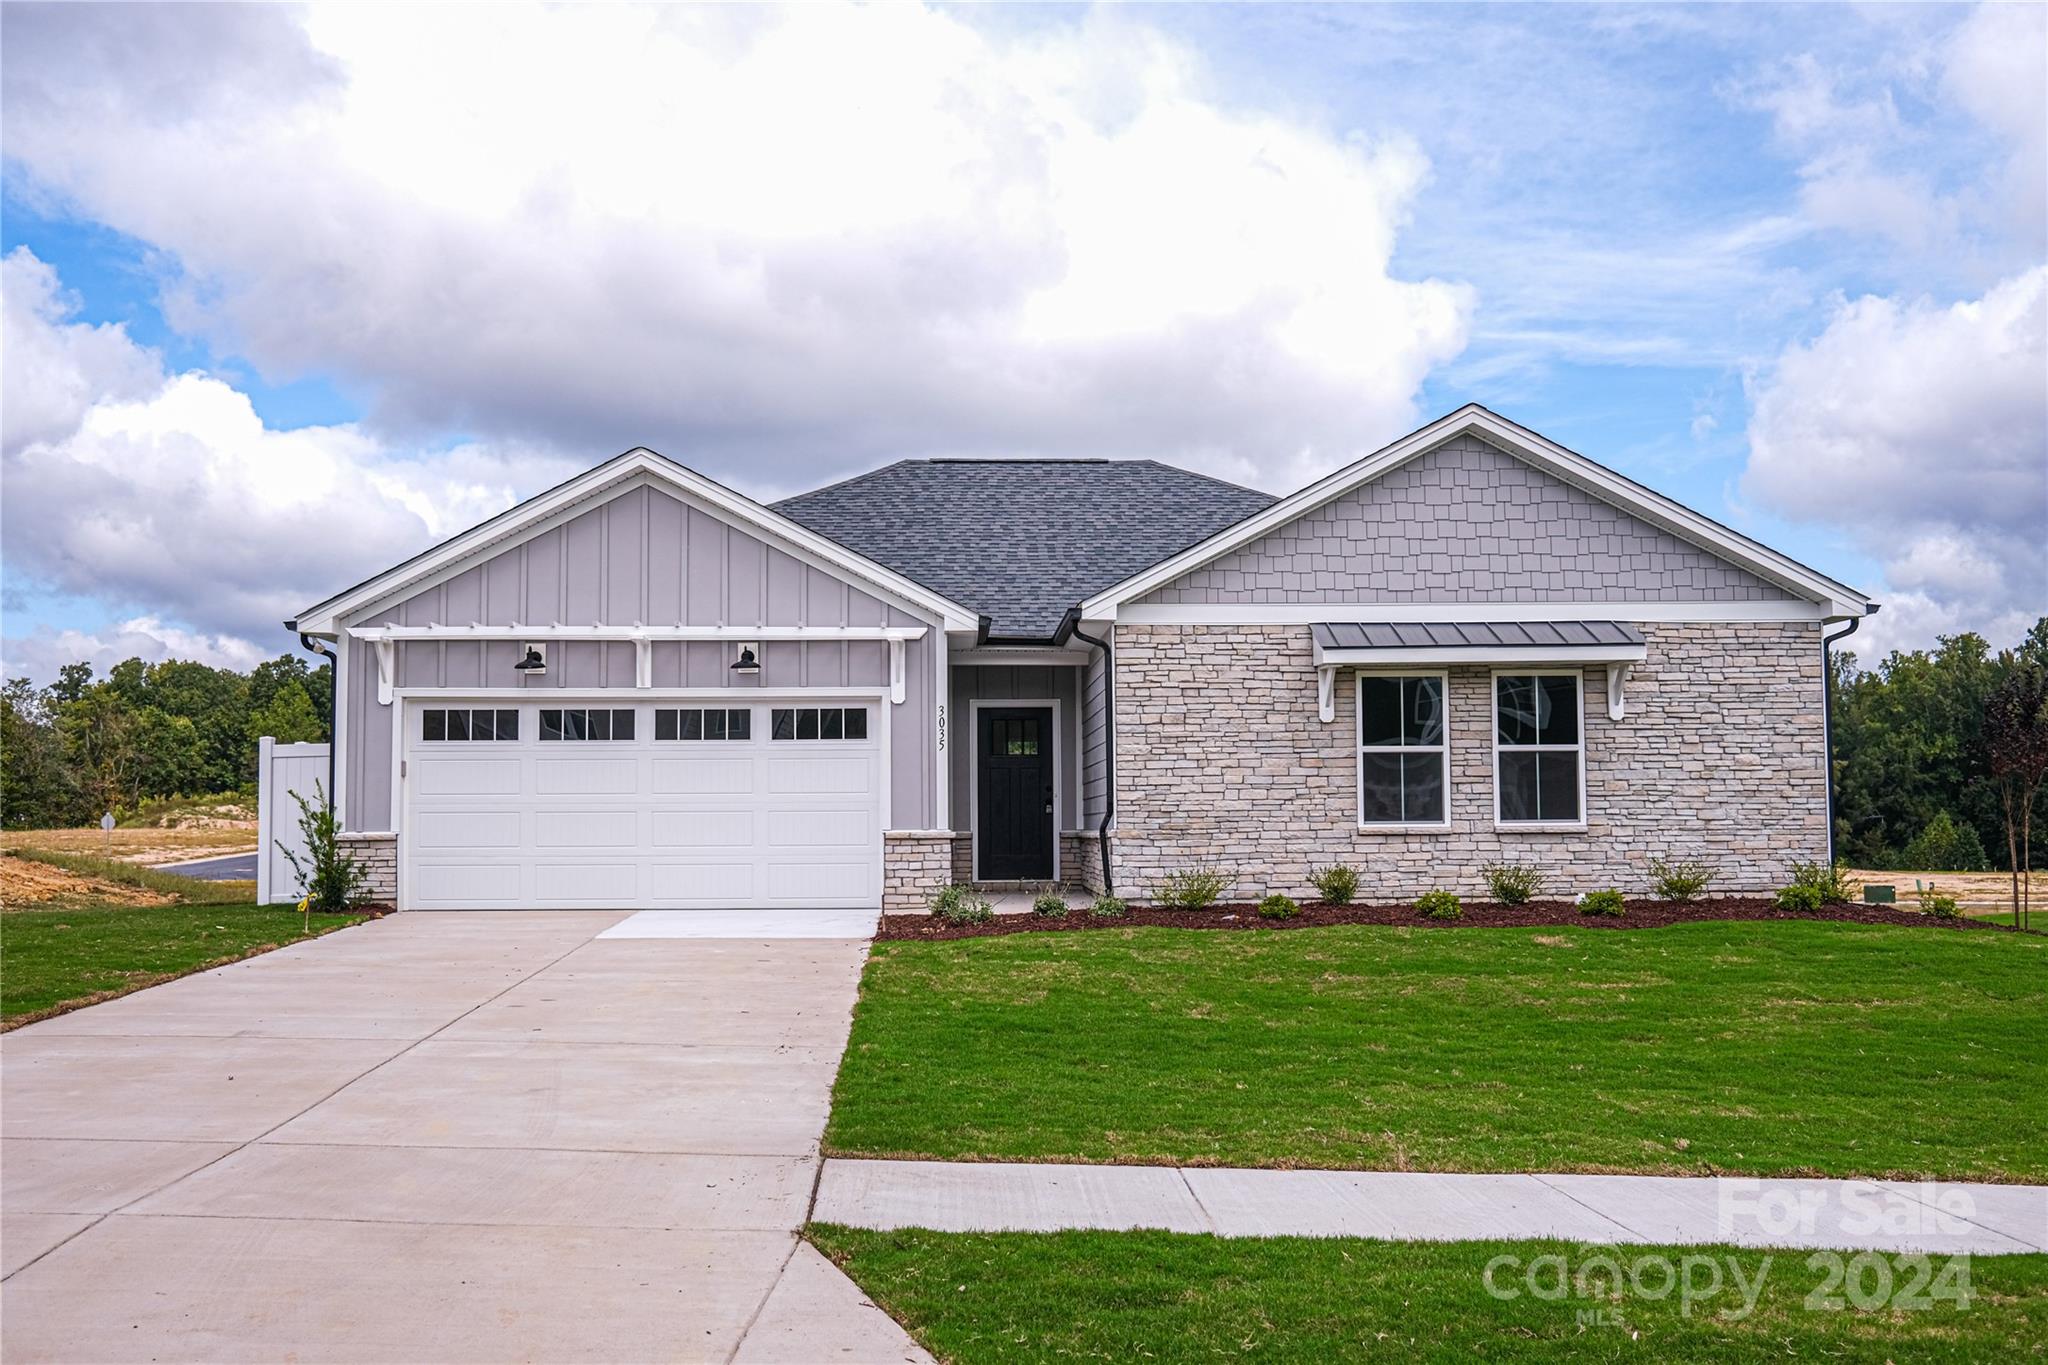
[1,911,927,1364]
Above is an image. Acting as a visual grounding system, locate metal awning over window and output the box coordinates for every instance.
[1309,621,1647,722]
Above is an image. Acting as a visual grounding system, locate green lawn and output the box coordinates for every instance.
[809,1226,2048,1364]
[2,850,365,1027]
[826,922,2048,1180]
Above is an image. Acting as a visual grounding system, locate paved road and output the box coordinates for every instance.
[150,851,258,881]
[1,910,926,1363]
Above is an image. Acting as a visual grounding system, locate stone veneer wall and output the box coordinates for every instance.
[883,831,954,912]
[1111,622,1826,902]
[337,832,398,904]
[1062,831,1106,894]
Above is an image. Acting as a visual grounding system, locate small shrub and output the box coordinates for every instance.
[1774,883,1824,913]
[1030,891,1070,918]
[1481,862,1546,906]
[929,884,994,925]
[1786,859,1857,906]
[1900,812,1990,872]
[1578,888,1626,917]
[1154,866,1227,909]
[277,783,369,911]
[1647,856,1715,903]
[1307,864,1359,905]
[1089,894,1129,919]
[1917,884,1962,919]
[1257,893,1299,920]
[1415,889,1462,920]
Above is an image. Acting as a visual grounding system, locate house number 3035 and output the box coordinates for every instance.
[937,704,946,752]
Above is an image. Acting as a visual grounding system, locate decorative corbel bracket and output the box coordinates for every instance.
[1317,665,1337,723]
[1606,662,1633,721]
[889,638,907,705]
[374,638,396,706]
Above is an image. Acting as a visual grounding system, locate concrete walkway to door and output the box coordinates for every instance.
[1,910,928,1364]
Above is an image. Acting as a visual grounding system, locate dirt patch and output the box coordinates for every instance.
[0,855,175,909]
[1,825,257,865]
[880,896,2031,942]
[1849,868,2041,909]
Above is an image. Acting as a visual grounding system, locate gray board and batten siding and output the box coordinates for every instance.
[342,483,937,831]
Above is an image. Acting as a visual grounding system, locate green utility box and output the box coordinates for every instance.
[1863,884,1896,904]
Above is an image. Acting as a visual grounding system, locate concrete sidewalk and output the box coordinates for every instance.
[815,1159,2048,1255]
[3,911,929,1364]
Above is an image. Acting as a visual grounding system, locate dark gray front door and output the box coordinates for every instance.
[977,707,1054,880]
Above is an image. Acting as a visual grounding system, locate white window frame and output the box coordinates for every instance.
[1355,669,1451,832]
[1490,669,1588,831]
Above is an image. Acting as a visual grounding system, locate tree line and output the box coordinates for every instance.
[1,654,331,828]
[1832,617,2047,871]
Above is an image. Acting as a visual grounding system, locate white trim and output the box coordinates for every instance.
[349,624,930,642]
[1082,406,1874,618]
[390,685,889,701]
[1355,669,1452,833]
[1313,643,1648,668]
[967,698,1062,883]
[933,629,950,831]
[296,453,980,635]
[1490,669,1589,832]
[1118,601,1835,626]
[951,647,1095,666]
[333,640,350,828]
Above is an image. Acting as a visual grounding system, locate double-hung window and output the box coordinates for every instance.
[1494,673,1583,826]
[1356,673,1447,828]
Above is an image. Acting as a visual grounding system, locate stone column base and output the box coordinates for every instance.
[883,830,955,913]
[1061,830,1107,894]
[337,832,398,905]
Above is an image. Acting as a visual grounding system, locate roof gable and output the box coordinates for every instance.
[1139,431,1797,607]
[1084,406,1874,617]
[293,448,981,635]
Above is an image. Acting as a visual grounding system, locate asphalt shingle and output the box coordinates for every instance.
[776,459,1275,638]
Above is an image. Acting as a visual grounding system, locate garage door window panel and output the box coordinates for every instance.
[772,707,868,741]
[422,708,518,742]
[655,707,751,741]
[540,708,636,742]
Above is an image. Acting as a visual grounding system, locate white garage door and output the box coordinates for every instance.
[402,700,882,909]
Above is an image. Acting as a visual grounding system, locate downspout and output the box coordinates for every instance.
[298,632,339,817]
[1059,609,1116,897]
[1820,608,1872,866]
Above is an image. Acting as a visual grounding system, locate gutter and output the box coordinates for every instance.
[1057,608,1115,897]
[1820,606,1875,865]
[295,628,340,819]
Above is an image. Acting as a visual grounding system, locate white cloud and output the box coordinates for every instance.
[0,3,1471,490]
[1730,6,2045,273]
[1743,266,2048,656]
[0,617,273,685]
[1,248,579,667]
[1,247,163,457]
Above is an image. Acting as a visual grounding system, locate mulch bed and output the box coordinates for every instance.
[879,897,2025,942]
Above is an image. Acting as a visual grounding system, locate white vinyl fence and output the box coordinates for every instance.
[256,737,331,905]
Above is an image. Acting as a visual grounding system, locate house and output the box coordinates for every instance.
[287,405,1875,912]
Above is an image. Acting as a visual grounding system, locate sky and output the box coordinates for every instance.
[1,1,2042,683]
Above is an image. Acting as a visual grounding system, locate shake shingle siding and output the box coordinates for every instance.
[1140,434,1796,604]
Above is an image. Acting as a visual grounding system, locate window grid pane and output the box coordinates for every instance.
[1495,674,1582,824]
[1357,674,1447,826]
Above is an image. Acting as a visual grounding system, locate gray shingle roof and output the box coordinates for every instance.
[776,459,1276,638]
[1311,621,1646,650]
